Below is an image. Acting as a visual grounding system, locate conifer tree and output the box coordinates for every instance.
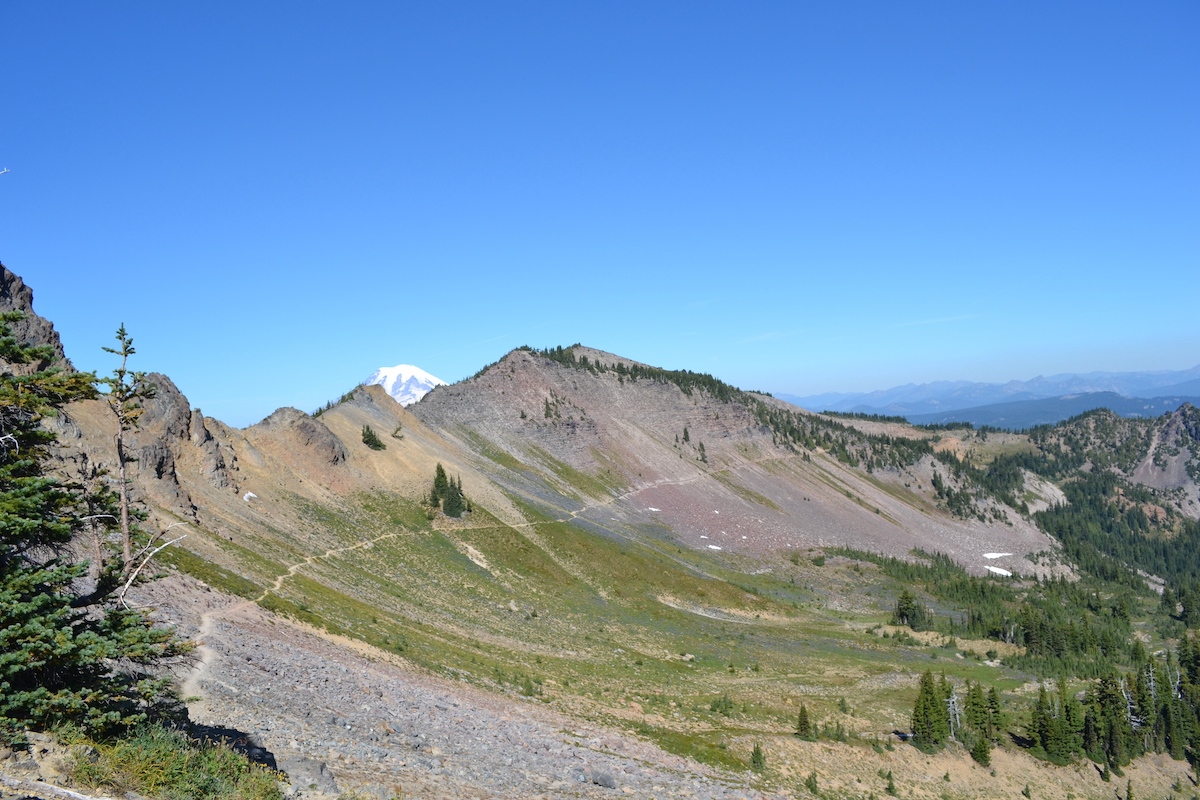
[361,424,386,450]
[795,703,813,738]
[911,670,950,750]
[750,742,765,771]
[0,315,186,744]
[100,325,156,566]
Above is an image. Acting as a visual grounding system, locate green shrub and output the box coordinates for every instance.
[67,724,283,800]
[361,425,386,450]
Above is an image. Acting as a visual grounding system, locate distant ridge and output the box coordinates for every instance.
[780,363,1200,416]
[904,392,1200,429]
[363,364,446,406]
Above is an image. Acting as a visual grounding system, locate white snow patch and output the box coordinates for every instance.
[242,492,257,502]
[363,364,447,406]
[742,536,748,539]
[983,553,1012,559]
[647,507,660,512]
[707,545,723,550]
[700,535,708,539]
[713,510,719,514]
[985,566,1013,577]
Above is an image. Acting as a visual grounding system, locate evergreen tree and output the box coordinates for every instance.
[99,325,156,566]
[443,476,465,518]
[750,742,765,771]
[911,670,950,749]
[970,736,992,766]
[1160,585,1177,615]
[794,704,813,738]
[893,589,929,630]
[0,315,186,744]
[361,424,386,450]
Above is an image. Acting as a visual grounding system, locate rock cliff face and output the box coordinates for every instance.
[0,263,70,368]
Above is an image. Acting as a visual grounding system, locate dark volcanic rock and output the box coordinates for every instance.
[0,263,70,369]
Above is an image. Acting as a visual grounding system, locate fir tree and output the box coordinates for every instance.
[750,742,765,771]
[99,325,156,566]
[0,315,187,745]
[970,736,992,766]
[434,463,449,497]
[361,424,386,450]
[795,703,813,738]
[911,670,950,750]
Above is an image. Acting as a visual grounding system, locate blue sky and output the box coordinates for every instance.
[3,2,1197,426]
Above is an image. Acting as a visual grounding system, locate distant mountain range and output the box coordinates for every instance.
[779,365,1200,426]
[904,392,1200,429]
[362,363,446,406]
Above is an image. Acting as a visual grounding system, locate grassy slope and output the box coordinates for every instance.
[159,477,1191,798]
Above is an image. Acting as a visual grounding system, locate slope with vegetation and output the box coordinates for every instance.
[6,272,1200,798]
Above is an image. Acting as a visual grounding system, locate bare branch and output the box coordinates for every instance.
[118,534,187,609]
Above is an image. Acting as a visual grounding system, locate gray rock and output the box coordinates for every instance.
[590,770,617,789]
[279,756,339,796]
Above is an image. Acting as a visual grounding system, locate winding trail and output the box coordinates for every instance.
[181,454,795,708]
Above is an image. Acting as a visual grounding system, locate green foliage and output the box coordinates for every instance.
[803,770,818,792]
[910,670,949,750]
[0,315,187,745]
[428,463,467,517]
[822,410,909,424]
[361,425,386,450]
[749,742,765,772]
[970,735,992,766]
[892,589,930,630]
[709,693,735,716]
[67,724,283,800]
[794,703,813,739]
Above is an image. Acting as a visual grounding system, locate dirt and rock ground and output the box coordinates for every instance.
[136,575,790,800]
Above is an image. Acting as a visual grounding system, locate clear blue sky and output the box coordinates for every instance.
[3,2,1197,426]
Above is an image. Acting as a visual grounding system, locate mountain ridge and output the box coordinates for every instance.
[10,261,1200,798]
[781,363,1200,416]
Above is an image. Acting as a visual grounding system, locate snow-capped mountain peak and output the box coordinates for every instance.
[363,364,447,406]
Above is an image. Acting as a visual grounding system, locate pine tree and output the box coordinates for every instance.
[100,325,156,566]
[893,589,929,630]
[970,736,991,766]
[750,742,765,771]
[911,670,950,750]
[1161,585,1177,615]
[443,476,465,518]
[0,315,187,745]
[795,704,813,738]
[361,424,386,450]
[804,770,818,792]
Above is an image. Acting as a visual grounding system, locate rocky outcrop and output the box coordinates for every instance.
[249,408,347,467]
[0,263,70,369]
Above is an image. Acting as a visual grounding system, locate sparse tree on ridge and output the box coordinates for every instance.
[100,324,156,566]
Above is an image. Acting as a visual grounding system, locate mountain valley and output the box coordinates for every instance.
[5,265,1200,800]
